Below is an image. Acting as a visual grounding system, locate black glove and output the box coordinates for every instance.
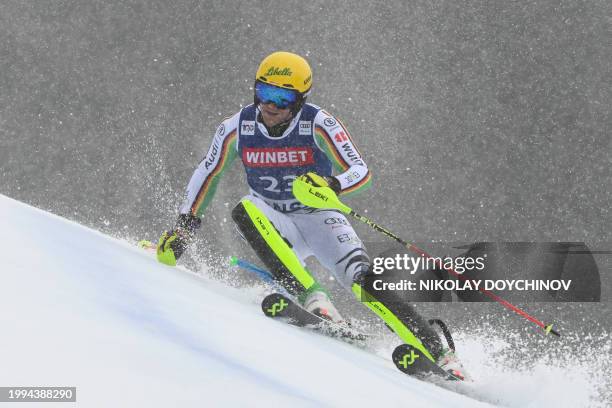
[157,214,201,266]
[300,171,342,194]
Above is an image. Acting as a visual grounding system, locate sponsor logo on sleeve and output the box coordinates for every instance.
[334,130,349,143]
[342,170,362,184]
[299,121,312,135]
[241,120,255,135]
[216,124,225,136]
[323,117,337,127]
[242,147,315,167]
[204,138,221,170]
[340,142,365,166]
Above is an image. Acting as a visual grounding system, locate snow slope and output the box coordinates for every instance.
[0,194,490,407]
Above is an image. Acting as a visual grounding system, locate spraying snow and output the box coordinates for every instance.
[0,194,605,407]
[0,194,487,407]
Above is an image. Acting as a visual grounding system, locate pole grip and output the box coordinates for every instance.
[545,324,561,337]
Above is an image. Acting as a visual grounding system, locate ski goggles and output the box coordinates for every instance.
[255,81,300,109]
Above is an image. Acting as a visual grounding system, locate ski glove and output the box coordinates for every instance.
[157,213,201,266]
[298,172,341,194]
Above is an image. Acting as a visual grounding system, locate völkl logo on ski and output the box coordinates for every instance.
[399,350,419,368]
[267,299,288,316]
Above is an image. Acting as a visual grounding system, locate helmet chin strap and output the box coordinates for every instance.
[254,94,307,138]
[289,95,306,116]
[256,110,293,138]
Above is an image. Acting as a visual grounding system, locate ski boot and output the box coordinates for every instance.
[301,288,345,324]
[437,348,470,381]
[430,319,471,381]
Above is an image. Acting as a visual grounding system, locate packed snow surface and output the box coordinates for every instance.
[0,195,488,407]
[1,194,603,407]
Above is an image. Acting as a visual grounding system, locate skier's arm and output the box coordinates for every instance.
[157,114,239,266]
[313,110,371,196]
[179,113,239,217]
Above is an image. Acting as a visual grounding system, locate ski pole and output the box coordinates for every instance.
[139,240,287,292]
[138,240,157,251]
[229,256,290,295]
[292,178,560,337]
[229,256,275,284]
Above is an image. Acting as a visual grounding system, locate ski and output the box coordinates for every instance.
[392,344,463,381]
[392,320,467,381]
[261,293,368,342]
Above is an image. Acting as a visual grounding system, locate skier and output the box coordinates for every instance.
[155,51,466,379]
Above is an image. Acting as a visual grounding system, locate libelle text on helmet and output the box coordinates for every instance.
[265,67,292,76]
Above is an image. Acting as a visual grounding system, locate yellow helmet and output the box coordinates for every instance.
[255,51,312,94]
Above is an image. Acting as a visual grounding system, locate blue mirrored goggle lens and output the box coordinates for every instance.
[255,82,299,109]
